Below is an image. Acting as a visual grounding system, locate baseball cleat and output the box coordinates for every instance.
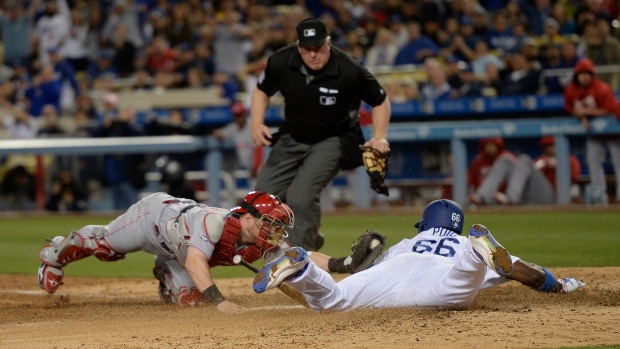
[469,224,513,277]
[38,262,64,294]
[253,247,309,294]
[559,278,586,293]
[38,236,66,268]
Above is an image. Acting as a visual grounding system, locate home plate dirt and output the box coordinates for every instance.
[0,267,618,349]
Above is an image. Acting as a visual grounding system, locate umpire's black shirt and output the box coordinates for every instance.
[257,44,386,144]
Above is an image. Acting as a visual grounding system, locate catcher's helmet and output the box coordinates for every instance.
[231,191,294,250]
[414,199,464,234]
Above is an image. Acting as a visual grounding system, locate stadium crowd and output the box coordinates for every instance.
[0,0,618,210]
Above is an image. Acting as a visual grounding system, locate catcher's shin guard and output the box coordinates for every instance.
[39,229,125,268]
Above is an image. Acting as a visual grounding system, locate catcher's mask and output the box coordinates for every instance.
[360,146,389,196]
[231,191,294,252]
[415,199,464,234]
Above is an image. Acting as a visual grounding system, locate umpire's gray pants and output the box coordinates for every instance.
[255,134,341,251]
[586,136,620,202]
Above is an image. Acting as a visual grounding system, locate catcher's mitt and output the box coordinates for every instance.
[360,146,389,196]
[349,229,387,274]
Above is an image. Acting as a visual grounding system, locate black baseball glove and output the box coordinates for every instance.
[349,229,387,274]
[360,146,389,196]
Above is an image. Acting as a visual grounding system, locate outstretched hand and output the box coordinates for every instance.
[216,300,247,314]
[559,278,586,293]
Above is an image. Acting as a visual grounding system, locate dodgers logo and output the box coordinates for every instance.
[320,96,336,106]
[304,29,316,37]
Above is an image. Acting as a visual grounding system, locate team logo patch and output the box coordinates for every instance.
[304,29,316,37]
[200,235,209,242]
[320,96,337,106]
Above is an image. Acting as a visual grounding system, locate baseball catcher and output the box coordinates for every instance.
[360,146,389,196]
[38,191,295,313]
[253,199,585,312]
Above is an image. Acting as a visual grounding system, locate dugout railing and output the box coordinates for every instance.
[1,116,618,210]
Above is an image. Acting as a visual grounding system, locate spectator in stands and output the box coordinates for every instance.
[445,56,463,90]
[365,28,399,69]
[0,0,38,65]
[37,105,64,137]
[85,4,104,63]
[382,77,405,103]
[236,58,267,108]
[504,0,528,28]
[500,52,541,95]
[393,22,439,66]
[450,16,480,63]
[101,0,144,49]
[34,0,70,65]
[75,94,97,119]
[210,71,238,103]
[517,0,552,37]
[471,40,505,78]
[560,39,580,68]
[112,24,137,78]
[551,2,576,35]
[420,58,453,100]
[564,58,620,204]
[46,168,88,212]
[213,11,252,74]
[468,137,517,205]
[147,35,176,74]
[581,20,620,86]
[537,17,563,47]
[213,102,264,181]
[86,49,119,80]
[485,136,581,205]
[264,22,289,55]
[452,63,483,98]
[24,65,62,117]
[48,48,80,110]
[165,3,194,48]
[507,19,530,55]
[437,17,460,59]
[471,5,489,39]
[171,44,196,87]
[486,12,517,54]
[64,9,90,73]
[386,15,408,48]
[0,103,38,139]
[400,77,420,101]
[541,43,565,94]
[92,106,147,210]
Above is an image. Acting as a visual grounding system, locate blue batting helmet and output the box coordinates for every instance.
[414,199,464,234]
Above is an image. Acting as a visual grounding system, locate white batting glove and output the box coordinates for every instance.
[559,278,586,293]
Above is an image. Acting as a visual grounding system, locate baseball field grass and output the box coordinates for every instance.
[1,209,618,279]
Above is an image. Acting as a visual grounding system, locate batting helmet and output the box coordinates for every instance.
[414,199,464,234]
[231,191,294,250]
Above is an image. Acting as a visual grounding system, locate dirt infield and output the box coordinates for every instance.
[1,268,619,349]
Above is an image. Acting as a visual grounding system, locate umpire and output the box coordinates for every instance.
[250,17,391,251]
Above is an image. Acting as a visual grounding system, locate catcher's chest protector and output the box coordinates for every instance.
[208,216,261,267]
